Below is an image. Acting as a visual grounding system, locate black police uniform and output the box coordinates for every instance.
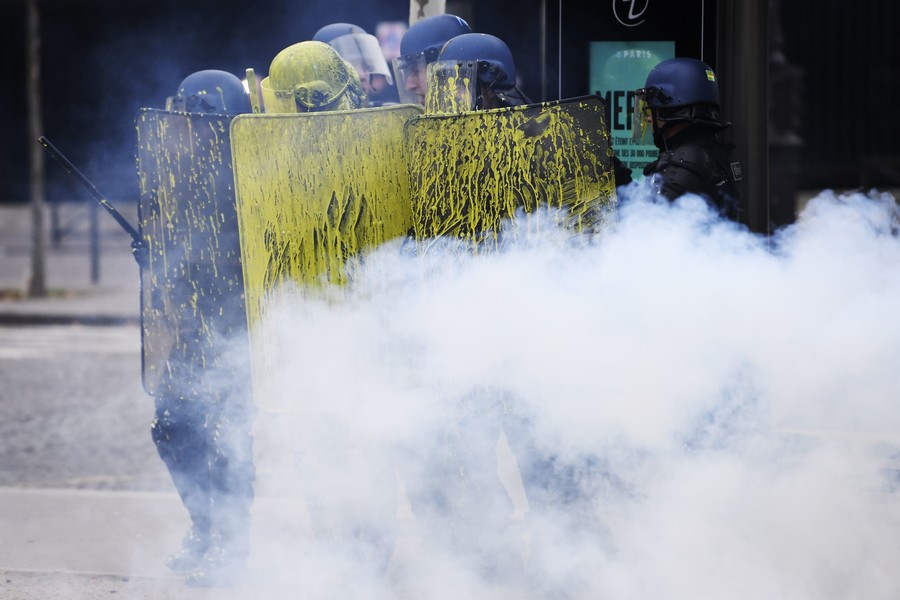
[612,155,634,188]
[136,128,256,588]
[149,260,255,586]
[643,123,742,222]
[148,226,256,587]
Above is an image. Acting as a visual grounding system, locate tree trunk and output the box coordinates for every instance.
[27,0,47,298]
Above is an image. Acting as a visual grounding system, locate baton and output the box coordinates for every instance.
[38,135,141,244]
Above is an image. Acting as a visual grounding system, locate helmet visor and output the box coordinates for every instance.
[330,33,393,86]
[424,60,478,114]
[169,92,224,114]
[393,52,428,105]
[260,76,351,113]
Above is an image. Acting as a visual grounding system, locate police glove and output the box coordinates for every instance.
[130,239,150,269]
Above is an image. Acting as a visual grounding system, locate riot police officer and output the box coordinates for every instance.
[407,32,544,585]
[424,34,623,591]
[393,13,472,106]
[134,69,256,588]
[634,57,743,221]
[255,39,401,578]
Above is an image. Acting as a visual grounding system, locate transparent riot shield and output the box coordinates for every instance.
[404,94,618,252]
[135,108,249,399]
[230,104,422,410]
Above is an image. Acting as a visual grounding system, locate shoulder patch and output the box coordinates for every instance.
[730,161,743,181]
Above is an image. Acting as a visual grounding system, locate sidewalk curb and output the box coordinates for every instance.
[0,312,139,326]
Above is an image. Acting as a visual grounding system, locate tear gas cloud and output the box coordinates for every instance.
[242,184,900,599]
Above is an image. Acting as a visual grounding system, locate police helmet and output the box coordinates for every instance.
[431,33,532,110]
[393,14,471,105]
[261,41,364,113]
[399,14,472,63]
[643,57,720,109]
[633,57,728,135]
[171,70,251,115]
[438,33,516,89]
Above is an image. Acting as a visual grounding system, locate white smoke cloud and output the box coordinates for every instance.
[246,185,900,599]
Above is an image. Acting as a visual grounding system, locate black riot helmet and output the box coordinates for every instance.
[169,70,251,115]
[633,57,729,142]
[393,14,472,105]
[434,33,532,109]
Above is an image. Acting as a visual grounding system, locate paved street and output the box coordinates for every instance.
[0,324,158,490]
[0,202,314,598]
[0,321,334,598]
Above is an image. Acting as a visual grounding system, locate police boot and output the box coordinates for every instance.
[165,521,210,573]
[183,525,250,588]
[151,397,214,573]
[185,411,255,587]
[184,493,252,588]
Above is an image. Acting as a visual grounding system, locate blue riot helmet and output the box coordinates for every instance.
[169,70,252,115]
[399,14,472,63]
[393,14,472,105]
[430,33,532,112]
[644,57,720,108]
[633,57,729,142]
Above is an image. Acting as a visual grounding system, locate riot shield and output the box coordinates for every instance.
[230,104,422,409]
[135,108,249,399]
[404,95,617,252]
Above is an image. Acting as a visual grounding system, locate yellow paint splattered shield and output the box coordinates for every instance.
[135,108,250,399]
[405,95,617,252]
[230,104,422,410]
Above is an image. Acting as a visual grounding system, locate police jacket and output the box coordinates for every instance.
[643,124,742,222]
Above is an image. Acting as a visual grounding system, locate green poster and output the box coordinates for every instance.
[590,41,675,178]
